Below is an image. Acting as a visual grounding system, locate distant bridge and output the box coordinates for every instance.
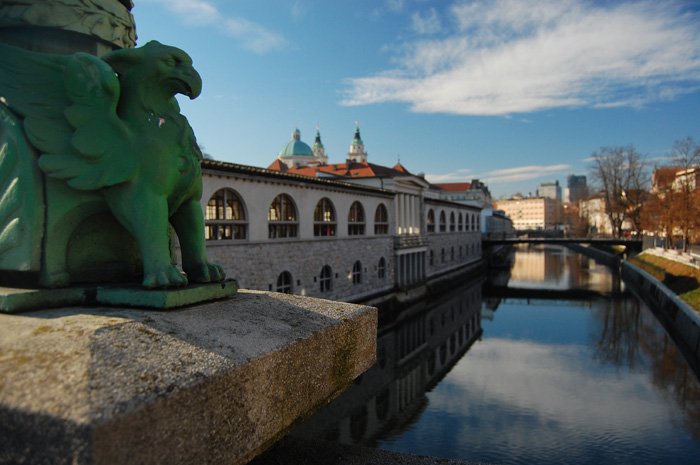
[482,237,643,253]
[483,285,628,301]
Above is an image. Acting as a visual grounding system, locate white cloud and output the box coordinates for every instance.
[342,0,700,115]
[424,168,474,183]
[427,338,668,449]
[139,0,285,53]
[412,8,441,35]
[426,163,571,184]
[387,0,405,13]
[291,1,308,20]
[223,17,286,54]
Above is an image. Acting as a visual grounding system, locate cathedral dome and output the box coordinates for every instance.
[278,128,314,158]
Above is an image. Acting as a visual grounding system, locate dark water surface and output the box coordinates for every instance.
[295,245,700,465]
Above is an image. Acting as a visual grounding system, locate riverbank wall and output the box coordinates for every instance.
[567,244,700,372]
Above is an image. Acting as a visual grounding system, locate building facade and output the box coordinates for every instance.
[198,125,483,303]
[564,174,587,203]
[536,180,562,201]
[495,197,560,230]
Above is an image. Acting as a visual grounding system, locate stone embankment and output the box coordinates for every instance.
[567,244,700,371]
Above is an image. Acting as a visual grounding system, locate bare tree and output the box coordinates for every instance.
[640,180,675,248]
[589,145,648,238]
[668,137,700,251]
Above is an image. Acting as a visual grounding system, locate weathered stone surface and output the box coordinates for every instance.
[0,290,377,465]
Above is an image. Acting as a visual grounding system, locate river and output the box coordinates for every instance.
[292,244,700,465]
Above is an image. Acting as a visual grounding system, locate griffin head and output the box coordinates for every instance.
[103,41,202,106]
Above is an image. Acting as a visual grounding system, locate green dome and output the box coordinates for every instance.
[278,128,314,158]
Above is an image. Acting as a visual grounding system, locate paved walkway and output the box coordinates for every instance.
[643,247,700,270]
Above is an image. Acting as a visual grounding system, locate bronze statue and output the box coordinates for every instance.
[0,41,225,289]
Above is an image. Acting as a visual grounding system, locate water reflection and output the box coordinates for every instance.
[293,279,483,446]
[509,244,617,293]
[293,245,700,465]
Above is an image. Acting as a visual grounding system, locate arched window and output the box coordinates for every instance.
[450,212,456,232]
[320,265,332,292]
[314,197,336,237]
[427,209,435,233]
[348,201,365,235]
[377,257,386,279]
[429,249,434,266]
[374,204,389,235]
[276,271,292,294]
[205,189,247,240]
[441,248,446,263]
[470,214,475,231]
[439,211,446,232]
[451,246,455,261]
[476,215,480,231]
[352,261,362,284]
[458,213,463,232]
[268,194,298,238]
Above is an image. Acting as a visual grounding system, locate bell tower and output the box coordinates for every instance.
[312,125,328,164]
[347,122,367,163]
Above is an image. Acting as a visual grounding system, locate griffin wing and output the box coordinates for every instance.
[0,43,137,191]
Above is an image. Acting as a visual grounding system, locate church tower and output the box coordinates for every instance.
[347,122,367,163]
[312,126,328,165]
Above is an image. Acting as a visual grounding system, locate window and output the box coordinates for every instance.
[320,265,332,292]
[458,213,463,231]
[352,261,362,284]
[374,204,389,235]
[451,246,455,261]
[427,209,435,233]
[470,214,475,231]
[348,201,365,235]
[429,249,434,266]
[268,194,298,238]
[276,271,292,294]
[205,189,246,240]
[441,248,445,263]
[439,211,446,232]
[377,257,386,279]
[450,212,456,232]
[314,198,336,237]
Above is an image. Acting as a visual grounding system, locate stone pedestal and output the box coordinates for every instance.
[0,291,377,465]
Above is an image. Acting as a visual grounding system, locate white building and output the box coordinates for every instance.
[198,125,483,303]
[495,197,560,231]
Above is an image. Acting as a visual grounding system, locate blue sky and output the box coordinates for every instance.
[132,0,700,198]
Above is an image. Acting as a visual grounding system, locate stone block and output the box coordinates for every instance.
[0,290,377,464]
[0,281,239,313]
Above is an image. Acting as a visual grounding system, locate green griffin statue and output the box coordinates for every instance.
[0,41,225,289]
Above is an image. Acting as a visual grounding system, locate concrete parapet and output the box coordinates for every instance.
[566,243,622,268]
[0,290,377,465]
[568,243,700,373]
[621,261,700,362]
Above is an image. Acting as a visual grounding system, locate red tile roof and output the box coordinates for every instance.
[279,161,409,179]
[652,167,682,188]
[267,159,288,172]
[434,182,472,192]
